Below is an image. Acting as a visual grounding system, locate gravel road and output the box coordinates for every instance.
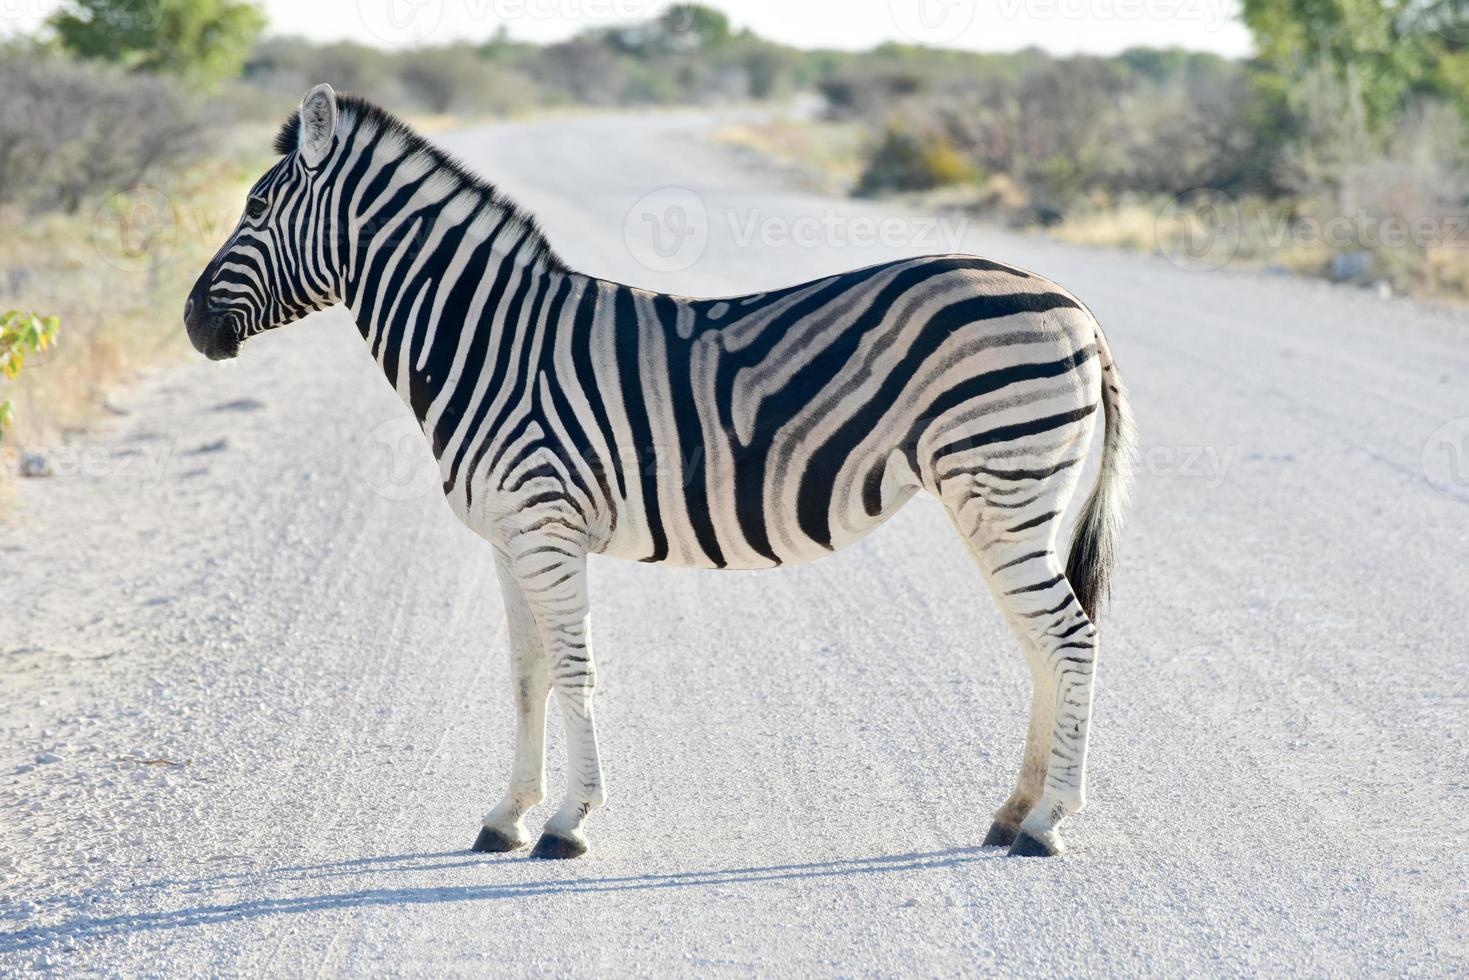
[2,110,1467,976]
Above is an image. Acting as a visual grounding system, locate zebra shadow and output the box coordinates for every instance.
[1,845,999,954]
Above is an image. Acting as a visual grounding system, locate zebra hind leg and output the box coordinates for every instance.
[979,616,1054,849]
[936,435,1100,857]
[971,530,1099,858]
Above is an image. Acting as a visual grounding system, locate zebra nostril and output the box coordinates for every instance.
[184,297,194,320]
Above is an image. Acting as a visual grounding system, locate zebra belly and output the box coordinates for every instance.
[595,442,924,570]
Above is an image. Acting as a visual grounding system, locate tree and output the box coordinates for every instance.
[1240,0,1469,128]
[50,0,265,88]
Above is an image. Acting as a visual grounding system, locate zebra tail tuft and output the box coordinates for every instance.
[1065,324,1135,621]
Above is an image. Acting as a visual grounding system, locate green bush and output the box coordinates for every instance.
[0,312,60,440]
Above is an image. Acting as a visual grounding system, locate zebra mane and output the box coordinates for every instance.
[273,94,567,273]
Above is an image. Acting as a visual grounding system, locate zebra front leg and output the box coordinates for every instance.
[532,667,605,859]
[473,561,551,853]
[497,535,605,860]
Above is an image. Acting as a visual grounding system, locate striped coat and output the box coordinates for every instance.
[185,84,1134,860]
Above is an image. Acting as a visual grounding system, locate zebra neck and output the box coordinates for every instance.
[342,205,568,426]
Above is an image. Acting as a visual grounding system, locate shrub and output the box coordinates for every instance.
[1284,89,1469,294]
[855,127,978,197]
[1110,66,1282,197]
[535,39,632,105]
[0,50,203,214]
[818,71,924,121]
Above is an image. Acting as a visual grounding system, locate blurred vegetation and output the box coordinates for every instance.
[5,1,1469,484]
[229,7,823,115]
[0,49,204,213]
[747,6,1469,298]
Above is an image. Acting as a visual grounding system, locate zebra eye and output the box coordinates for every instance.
[247,197,268,219]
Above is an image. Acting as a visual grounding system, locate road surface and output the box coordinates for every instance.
[2,110,1467,975]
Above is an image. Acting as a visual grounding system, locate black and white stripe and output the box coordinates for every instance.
[185,85,1135,860]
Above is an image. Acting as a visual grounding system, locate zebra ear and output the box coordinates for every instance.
[298,83,338,167]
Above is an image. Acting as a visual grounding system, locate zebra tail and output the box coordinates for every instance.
[1065,323,1136,621]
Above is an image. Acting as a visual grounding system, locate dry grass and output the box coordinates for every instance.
[712,117,867,195]
[1050,204,1162,253]
[1055,197,1469,302]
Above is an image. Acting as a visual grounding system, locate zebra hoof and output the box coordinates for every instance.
[530,831,588,860]
[982,821,1019,848]
[472,826,527,853]
[1008,830,1063,858]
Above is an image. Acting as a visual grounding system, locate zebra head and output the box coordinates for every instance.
[184,84,343,360]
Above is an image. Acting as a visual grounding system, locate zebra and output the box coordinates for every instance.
[184,85,1134,860]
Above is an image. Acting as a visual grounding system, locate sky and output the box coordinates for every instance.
[5,0,1254,57]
